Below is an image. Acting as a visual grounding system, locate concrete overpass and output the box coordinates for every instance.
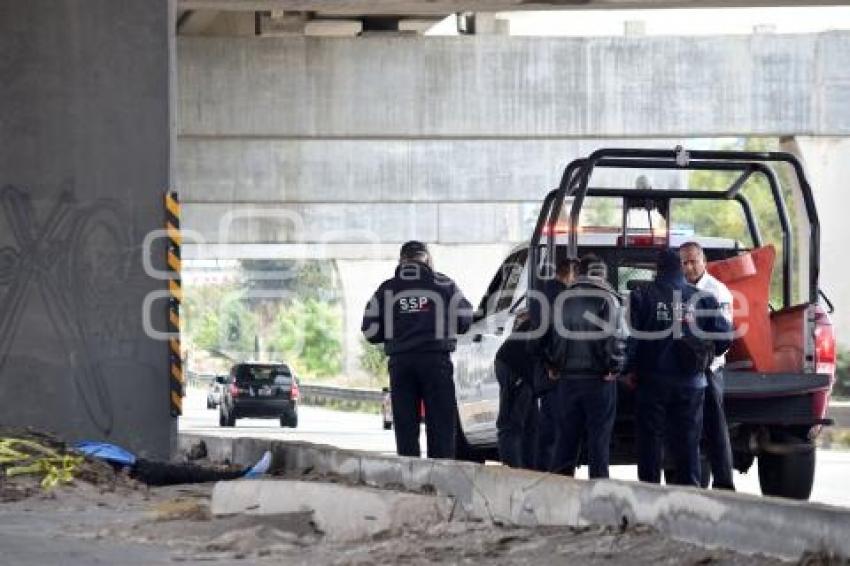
[2,0,849,456]
[177,32,850,375]
[174,1,850,40]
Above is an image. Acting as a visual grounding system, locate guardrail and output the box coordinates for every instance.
[302,385,850,422]
[830,402,850,428]
[189,368,850,421]
[299,384,385,404]
[187,368,850,421]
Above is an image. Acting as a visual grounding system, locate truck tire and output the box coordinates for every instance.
[758,447,815,500]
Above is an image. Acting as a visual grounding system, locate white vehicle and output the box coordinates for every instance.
[206,375,226,409]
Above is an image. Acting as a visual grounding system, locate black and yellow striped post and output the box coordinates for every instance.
[165,191,184,417]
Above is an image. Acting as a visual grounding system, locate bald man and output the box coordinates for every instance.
[680,241,735,490]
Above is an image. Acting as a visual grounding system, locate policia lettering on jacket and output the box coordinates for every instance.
[361,241,473,459]
[627,249,732,487]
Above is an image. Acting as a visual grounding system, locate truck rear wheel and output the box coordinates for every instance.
[757,447,815,500]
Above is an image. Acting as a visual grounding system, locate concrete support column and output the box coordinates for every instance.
[783,136,850,345]
[335,245,510,383]
[0,0,174,457]
[779,136,813,306]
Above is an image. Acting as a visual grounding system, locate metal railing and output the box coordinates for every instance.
[830,402,850,428]
[299,384,384,404]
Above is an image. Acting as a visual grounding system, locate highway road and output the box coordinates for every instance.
[180,388,850,508]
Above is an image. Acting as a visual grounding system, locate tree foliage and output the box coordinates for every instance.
[674,138,801,305]
[359,337,389,385]
[184,260,344,377]
[271,298,343,378]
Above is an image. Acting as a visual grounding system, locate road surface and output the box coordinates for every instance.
[181,388,850,508]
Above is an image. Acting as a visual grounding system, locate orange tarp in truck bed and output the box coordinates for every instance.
[707,246,776,372]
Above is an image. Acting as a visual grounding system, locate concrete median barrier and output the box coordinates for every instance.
[211,479,454,542]
[180,433,850,561]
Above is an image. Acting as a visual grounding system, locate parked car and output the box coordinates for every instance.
[219,362,300,428]
[452,147,836,500]
[206,375,227,409]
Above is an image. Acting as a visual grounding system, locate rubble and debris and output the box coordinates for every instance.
[0,430,826,564]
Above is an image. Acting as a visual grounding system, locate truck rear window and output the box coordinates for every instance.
[235,365,292,385]
[617,265,656,294]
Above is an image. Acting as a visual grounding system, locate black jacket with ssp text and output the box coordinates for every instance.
[361,261,473,356]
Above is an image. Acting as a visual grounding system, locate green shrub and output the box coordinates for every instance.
[359,337,388,386]
[271,298,342,378]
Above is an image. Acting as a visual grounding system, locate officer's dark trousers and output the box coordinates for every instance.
[703,368,735,490]
[550,378,616,479]
[495,359,538,469]
[389,351,457,459]
[637,381,705,487]
[534,389,558,471]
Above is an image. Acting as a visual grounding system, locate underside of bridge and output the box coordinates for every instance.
[175,0,850,37]
[1,0,849,457]
[176,30,850,379]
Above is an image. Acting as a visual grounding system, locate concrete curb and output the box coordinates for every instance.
[179,433,850,561]
[211,479,453,541]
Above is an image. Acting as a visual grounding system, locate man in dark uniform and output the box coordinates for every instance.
[494,311,539,469]
[627,249,732,486]
[542,254,623,478]
[361,241,473,459]
[527,258,576,472]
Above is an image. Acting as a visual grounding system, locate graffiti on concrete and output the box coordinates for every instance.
[0,185,133,435]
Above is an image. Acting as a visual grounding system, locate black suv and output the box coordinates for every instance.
[219,362,300,428]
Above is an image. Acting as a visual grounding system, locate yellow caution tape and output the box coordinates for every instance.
[0,438,82,489]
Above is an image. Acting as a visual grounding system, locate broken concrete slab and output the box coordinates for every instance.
[180,433,850,561]
[211,479,454,541]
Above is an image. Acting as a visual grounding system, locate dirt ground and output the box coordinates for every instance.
[0,430,838,565]
[0,475,808,566]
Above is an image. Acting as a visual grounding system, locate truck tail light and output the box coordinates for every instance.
[290,380,300,401]
[814,305,836,376]
[229,383,240,397]
[617,234,667,247]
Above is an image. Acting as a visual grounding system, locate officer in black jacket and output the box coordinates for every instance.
[528,258,576,472]
[361,241,473,459]
[627,249,732,486]
[494,312,539,469]
[540,254,623,479]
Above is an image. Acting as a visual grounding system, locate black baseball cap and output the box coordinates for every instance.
[400,240,429,259]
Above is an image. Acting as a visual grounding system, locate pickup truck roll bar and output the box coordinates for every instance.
[536,148,819,307]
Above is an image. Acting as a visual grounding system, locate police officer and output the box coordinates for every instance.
[627,249,731,486]
[528,258,576,472]
[680,241,736,490]
[494,310,539,469]
[361,241,473,459]
[543,254,623,479]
